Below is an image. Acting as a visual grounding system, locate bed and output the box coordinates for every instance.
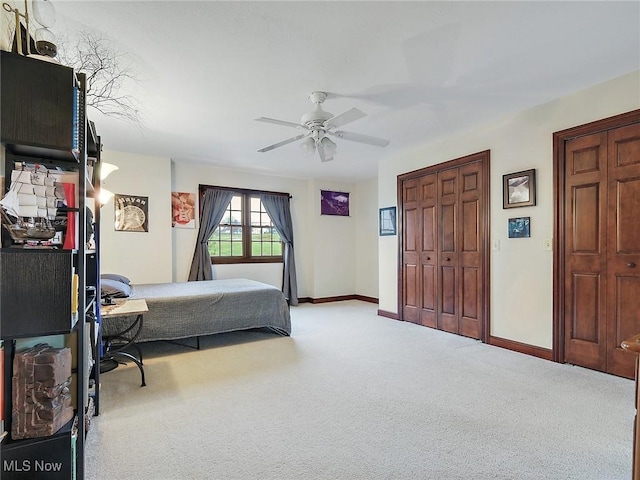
[100,278,291,343]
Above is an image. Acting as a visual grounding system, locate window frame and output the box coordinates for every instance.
[199,185,287,265]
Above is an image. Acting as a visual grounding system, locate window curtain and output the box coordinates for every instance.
[188,189,234,281]
[260,193,298,305]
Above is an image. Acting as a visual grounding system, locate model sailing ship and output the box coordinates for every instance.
[0,163,69,246]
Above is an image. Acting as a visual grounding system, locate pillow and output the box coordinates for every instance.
[100,273,131,285]
[100,278,131,298]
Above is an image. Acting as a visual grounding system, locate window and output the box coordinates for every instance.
[206,190,284,264]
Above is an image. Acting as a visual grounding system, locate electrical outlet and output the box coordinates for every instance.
[543,239,553,251]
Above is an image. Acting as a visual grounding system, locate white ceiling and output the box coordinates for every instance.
[51,1,639,183]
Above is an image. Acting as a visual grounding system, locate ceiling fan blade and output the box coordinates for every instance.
[316,143,333,162]
[324,108,367,129]
[257,133,309,153]
[330,130,390,147]
[255,117,308,129]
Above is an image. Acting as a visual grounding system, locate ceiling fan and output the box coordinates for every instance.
[255,91,390,162]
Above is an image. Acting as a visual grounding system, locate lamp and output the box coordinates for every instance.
[99,188,114,205]
[100,163,119,180]
[99,163,118,205]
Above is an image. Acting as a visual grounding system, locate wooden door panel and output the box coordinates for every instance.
[608,275,640,378]
[402,179,420,324]
[419,174,437,327]
[439,265,457,333]
[570,273,601,343]
[459,161,482,339]
[403,263,419,323]
[421,264,436,327]
[614,178,640,253]
[404,180,418,203]
[459,266,480,338]
[571,185,601,252]
[437,167,459,333]
[610,123,640,168]
[440,204,456,253]
[422,205,436,252]
[567,272,605,370]
[404,207,418,252]
[607,123,640,378]
[462,201,478,252]
[564,132,608,371]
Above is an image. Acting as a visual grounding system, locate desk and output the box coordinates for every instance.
[100,298,148,387]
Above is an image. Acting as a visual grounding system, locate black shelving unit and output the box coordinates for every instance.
[0,51,101,480]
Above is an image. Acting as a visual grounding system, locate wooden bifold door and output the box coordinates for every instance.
[399,150,489,341]
[555,111,640,379]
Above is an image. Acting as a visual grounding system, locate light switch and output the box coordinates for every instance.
[492,239,500,251]
[543,239,553,251]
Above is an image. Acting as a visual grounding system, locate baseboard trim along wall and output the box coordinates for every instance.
[489,335,553,361]
[377,309,400,320]
[296,301,552,362]
[298,295,378,304]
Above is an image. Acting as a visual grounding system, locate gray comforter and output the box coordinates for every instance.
[101,278,291,343]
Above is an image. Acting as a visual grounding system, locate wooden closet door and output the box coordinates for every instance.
[419,174,438,328]
[437,167,459,334]
[563,122,640,379]
[564,132,608,371]
[398,150,488,343]
[402,177,420,324]
[401,174,438,327]
[606,123,640,378]
[458,161,483,339]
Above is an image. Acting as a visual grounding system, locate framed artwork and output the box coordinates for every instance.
[171,192,196,229]
[320,190,350,216]
[379,207,396,236]
[503,169,536,208]
[114,194,148,232]
[508,216,531,238]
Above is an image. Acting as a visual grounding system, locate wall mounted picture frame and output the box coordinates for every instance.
[508,216,531,238]
[379,207,396,236]
[503,169,536,209]
[114,194,148,232]
[320,190,350,216]
[171,191,196,229]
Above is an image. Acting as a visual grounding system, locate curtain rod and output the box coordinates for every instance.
[199,184,292,198]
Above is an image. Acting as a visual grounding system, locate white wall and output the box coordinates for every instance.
[378,71,640,349]
[100,156,379,300]
[99,151,172,284]
[355,177,379,298]
[170,161,312,292]
[309,179,357,298]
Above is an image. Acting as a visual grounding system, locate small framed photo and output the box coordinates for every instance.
[508,216,531,238]
[379,207,396,236]
[503,169,536,209]
[320,190,350,216]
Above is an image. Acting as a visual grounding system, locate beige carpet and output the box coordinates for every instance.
[85,300,635,480]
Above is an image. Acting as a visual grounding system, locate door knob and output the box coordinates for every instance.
[445,257,451,261]
[628,262,637,268]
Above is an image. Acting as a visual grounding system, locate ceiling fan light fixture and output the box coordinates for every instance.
[300,137,316,156]
[320,136,337,155]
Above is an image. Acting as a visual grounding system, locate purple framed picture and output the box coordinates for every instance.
[320,190,350,216]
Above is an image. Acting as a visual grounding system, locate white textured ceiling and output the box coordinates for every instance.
[51,1,640,182]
